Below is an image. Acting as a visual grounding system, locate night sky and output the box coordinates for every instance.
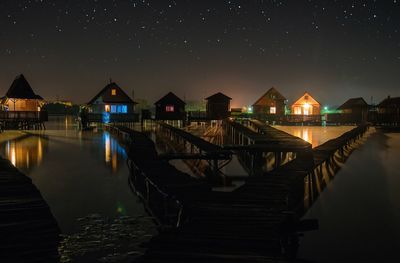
[1,0,399,107]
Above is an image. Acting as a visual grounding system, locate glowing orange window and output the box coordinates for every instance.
[111,89,117,96]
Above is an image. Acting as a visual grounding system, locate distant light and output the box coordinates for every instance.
[247,106,253,114]
[324,106,328,111]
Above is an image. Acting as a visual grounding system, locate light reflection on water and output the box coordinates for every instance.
[275,125,355,148]
[2,136,46,173]
[299,130,400,262]
[0,116,147,233]
[0,116,156,261]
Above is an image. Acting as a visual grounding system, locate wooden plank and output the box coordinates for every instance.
[0,157,60,262]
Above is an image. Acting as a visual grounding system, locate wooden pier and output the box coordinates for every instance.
[0,111,48,130]
[156,122,232,179]
[224,119,313,174]
[106,122,369,263]
[106,126,313,262]
[0,156,60,262]
[244,123,370,212]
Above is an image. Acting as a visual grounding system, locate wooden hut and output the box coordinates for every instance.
[1,74,44,112]
[337,97,369,123]
[252,87,286,115]
[155,92,186,120]
[0,74,47,129]
[205,92,231,120]
[86,81,138,123]
[291,92,321,115]
[377,96,400,124]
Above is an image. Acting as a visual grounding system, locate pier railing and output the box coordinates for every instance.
[0,111,48,121]
[224,119,313,174]
[87,113,139,123]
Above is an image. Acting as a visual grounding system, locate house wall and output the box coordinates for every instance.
[4,99,41,111]
[206,101,230,119]
[155,102,186,120]
[253,99,286,115]
[88,103,135,114]
[291,103,320,115]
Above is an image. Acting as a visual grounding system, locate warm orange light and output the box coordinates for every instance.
[105,134,111,163]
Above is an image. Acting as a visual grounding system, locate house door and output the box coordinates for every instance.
[303,106,309,115]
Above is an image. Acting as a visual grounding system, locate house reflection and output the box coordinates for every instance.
[3,136,46,172]
[293,128,314,147]
[102,132,127,172]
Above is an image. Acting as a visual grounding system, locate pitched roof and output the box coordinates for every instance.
[5,74,43,100]
[253,87,286,106]
[378,97,400,108]
[87,82,136,105]
[337,97,368,110]
[205,92,232,101]
[155,92,185,105]
[292,92,321,106]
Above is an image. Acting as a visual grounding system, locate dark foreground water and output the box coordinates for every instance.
[0,116,156,262]
[298,129,400,262]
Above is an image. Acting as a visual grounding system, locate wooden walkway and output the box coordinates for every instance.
[244,124,370,212]
[107,123,369,263]
[0,111,47,130]
[0,156,60,262]
[108,126,310,262]
[224,120,313,174]
[157,122,231,159]
[224,120,311,152]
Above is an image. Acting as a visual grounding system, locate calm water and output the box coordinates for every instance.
[275,125,354,148]
[2,119,398,261]
[0,116,155,262]
[299,129,400,262]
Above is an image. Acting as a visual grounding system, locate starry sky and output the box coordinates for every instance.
[1,0,399,107]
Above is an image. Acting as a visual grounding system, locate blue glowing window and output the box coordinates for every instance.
[111,105,117,113]
[117,105,128,113]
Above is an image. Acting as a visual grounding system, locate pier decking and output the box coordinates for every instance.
[107,122,369,263]
[156,122,232,178]
[225,119,311,152]
[157,122,231,159]
[0,156,60,262]
[224,119,313,174]
[108,126,311,262]
[0,111,48,130]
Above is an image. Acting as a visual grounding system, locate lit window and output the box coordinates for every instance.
[166,105,175,112]
[116,105,128,113]
[105,105,110,112]
[294,107,302,115]
[111,105,117,113]
[270,107,276,114]
[111,89,117,96]
[121,105,127,113]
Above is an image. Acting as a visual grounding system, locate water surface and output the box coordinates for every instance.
[275,125,354,148]
[0,116,155,262]
[299,130,400,262]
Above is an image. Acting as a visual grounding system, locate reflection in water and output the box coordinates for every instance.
[299,130,400,262]
[276,126,354,148]
[293,128,312,145]
[102,131,127,172]
[2,136,46,173]
[0,116,154,262]
[0,130,127,174]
